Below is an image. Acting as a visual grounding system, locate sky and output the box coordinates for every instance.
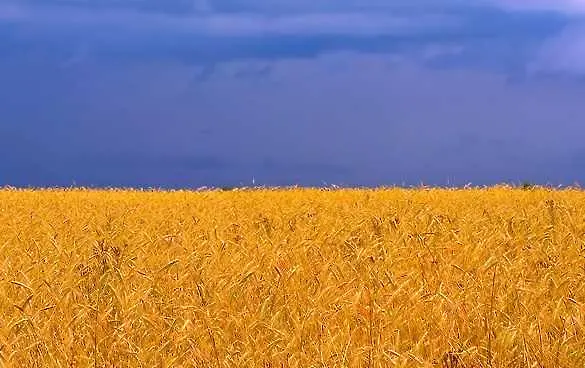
[1,0,585,188]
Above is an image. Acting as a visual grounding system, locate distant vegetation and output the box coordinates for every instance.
[521,181,536,190]
[0,188,584,367]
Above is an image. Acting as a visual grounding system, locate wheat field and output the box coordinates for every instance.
[0,187,584,367]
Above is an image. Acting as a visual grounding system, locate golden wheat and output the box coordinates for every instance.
[0,187,584,367]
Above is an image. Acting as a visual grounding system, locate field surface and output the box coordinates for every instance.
[0,188,584,367]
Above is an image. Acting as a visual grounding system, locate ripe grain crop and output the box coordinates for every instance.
[0,187,584,367]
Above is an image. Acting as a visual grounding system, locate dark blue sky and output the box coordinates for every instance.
[2,0,585,188]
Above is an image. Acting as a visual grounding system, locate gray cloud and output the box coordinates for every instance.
[491,0,585,14]
[2,0,585,188]
[5,0,477,15]
[485,0,585,75]
[0,3,459,36]
[528,23,585,75]
[0,1,570,78]
[11,0,585,16]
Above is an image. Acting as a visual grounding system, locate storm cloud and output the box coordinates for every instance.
[1,0,585,188]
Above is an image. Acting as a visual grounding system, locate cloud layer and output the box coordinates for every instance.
[0,1,572,75]
[493,0,585,14]
[2,0,585,187]
[0,4,459,36]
